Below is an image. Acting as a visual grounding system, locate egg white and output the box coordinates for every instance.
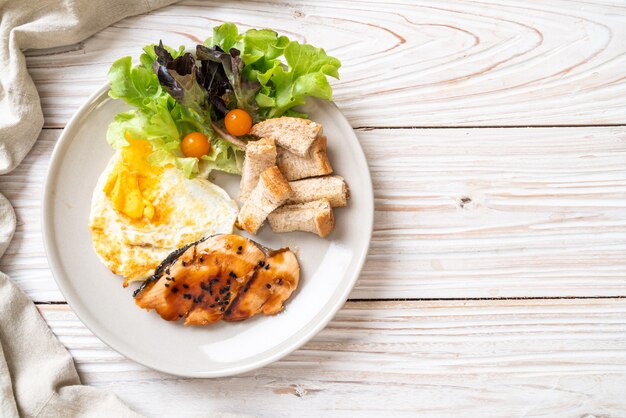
[89,152,239,284]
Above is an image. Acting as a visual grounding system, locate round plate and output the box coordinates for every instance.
[43,84,373,377]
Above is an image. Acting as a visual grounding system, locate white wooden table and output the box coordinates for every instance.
[1,1,626,416]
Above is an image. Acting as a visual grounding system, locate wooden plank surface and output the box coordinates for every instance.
[40,299,626,417]
[26,0,626,128]
[4,1,626,415]
[2,127,625,301]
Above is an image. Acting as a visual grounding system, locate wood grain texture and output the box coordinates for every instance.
[39,299,626,417]
[25,0,626,128]
[2,127,625,301]
[4,2,626,413]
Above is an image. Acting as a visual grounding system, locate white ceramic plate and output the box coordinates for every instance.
[43,84,373,377]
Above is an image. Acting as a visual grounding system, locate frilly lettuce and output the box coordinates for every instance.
[106,23,341,178]
[106,46,243,177]
[204,24,341,119]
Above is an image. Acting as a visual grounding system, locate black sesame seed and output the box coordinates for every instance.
[165,268,171,275]
[171,287,179,293]
[238,246,243,251]
[197,295,204,303]
[277,278,283,285]
[182,261,187,267]
[266,283,271,289]
[226,279,231,285]
[183,284,189,289]
[183,294,192,299]
[229,271,237,279]
[214,296,220,302]
[265,264,270,270]
[164,283,170,288]
[199,256,204,262]
[209,304,215,308]
[220,307,225,312]
[178,314,183,318]
[258,260,265,267]
[200,282,209,291]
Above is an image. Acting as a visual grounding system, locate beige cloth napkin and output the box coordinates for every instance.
[0,0,178,416]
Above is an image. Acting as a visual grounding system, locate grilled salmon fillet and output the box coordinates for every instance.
[133,234,300,326]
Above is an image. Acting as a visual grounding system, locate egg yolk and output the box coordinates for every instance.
[103,137,162,221]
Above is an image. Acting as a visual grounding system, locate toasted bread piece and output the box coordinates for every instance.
[238,166,292,234]
[250,117,322,156]
[268,199,334,238]
[239,138,277,201]
[276,135,333,181]
[286,176,349,208]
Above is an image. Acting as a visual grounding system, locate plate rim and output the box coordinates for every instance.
[42,83,374,377]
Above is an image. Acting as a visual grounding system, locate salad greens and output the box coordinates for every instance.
[107,45,241,177]
[106,23,341,178]
[205,23,341,119]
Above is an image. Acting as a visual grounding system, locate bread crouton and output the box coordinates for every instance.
[276,135,332,181]
[239,138,277,201]
[268,199,334,238]
[250,117,322,157]
[238,166,292,234]
[286,176,349,207]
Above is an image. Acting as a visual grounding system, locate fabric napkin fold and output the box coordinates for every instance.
[0,0,178,416]
[0,272,144,418]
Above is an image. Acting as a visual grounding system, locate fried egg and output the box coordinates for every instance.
[89,140,238,285]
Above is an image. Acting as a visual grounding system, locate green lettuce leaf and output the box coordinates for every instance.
[107,56,162,108]
[262,42,340,117]
[106,111,143,148]
[200,138,244,175]
[204,22,239,52]
[205,24,341,119]
[146,145,199,178]
[240,29,289,70]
